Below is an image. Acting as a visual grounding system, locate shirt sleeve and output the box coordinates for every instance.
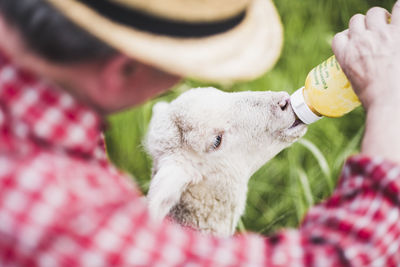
[1,155,399,266]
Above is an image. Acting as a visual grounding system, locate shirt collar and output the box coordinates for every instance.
[0,54,104,156]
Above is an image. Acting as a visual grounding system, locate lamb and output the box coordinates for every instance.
[145,87,307,237]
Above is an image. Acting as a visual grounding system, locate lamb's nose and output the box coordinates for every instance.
[278,98,290,111]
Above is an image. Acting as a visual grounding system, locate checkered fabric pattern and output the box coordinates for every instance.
[1,51,400,267]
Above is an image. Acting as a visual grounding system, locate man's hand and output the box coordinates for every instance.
[332,1,400,164]
[332,1,400,110]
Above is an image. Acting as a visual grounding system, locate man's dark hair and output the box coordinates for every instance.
[0,0,116,63]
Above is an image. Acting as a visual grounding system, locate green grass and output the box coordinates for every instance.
[105,0,396,235]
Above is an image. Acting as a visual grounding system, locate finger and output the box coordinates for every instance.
[349,14,367,36]
[332,30,349,63]
[366,7,391,30]
[392,0,400,25]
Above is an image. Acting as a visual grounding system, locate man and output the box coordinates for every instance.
[0,0,399,266]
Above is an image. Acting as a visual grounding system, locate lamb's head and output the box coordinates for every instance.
[145,87,307,221]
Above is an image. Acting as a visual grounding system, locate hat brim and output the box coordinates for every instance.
[45,0,283,83]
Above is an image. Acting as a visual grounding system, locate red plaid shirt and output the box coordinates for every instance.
[1,52,399,267]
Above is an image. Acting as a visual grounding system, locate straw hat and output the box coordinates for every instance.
[44,0,283,83]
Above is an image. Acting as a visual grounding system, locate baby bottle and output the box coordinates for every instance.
[290,56,361,124]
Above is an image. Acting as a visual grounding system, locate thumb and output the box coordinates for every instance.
[391,0,400,25]
[332,29,349,65]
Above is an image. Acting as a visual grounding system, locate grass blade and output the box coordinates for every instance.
[333,125,364,172]
[237,219,246,233]
[298,138,333,192]
[297,167,314,207]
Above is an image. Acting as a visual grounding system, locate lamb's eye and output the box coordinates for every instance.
[213,135,222,149]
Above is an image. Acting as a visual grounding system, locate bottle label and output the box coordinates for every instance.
[311,56,340,90]
[304,56,361,117]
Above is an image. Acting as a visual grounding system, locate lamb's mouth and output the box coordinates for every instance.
[279,118,307,141]
[289,118,304,129]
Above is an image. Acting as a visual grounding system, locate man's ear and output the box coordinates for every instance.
[100,55,137,94]
[147,158,202,221]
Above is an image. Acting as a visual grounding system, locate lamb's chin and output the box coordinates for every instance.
[277,123,308,143]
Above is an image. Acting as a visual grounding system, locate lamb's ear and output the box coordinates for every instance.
[152,101,169,117]
[147,159,201,221]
